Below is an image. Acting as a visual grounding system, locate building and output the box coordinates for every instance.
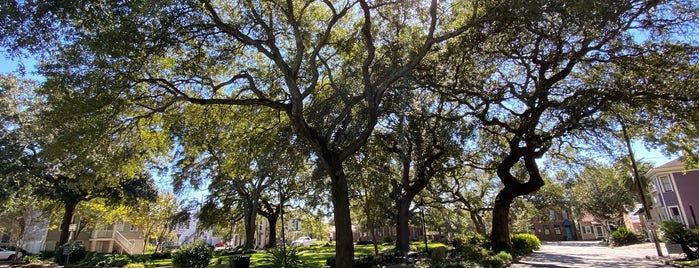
[531,208,578,241]
[646,157,699,228]
[576,212,608,240]
[44,219,146,255]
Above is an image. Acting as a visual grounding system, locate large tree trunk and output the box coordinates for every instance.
[328,166,354,268]
[243,199,257,249]
[490,140,545,253]
[396,194,416,255]
[58,200,79,245]
[266,212,278,248]
[490,190,516,252]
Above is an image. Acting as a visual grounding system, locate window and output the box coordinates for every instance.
[549,209,556,221]
[595,226,604,238]
[585,226,592,234]
[669,206,682,222]
[659,175,673,192]
[544,226,550,235]
[130,224,138,232]
[554,225,561,235]
[562,211,569,220]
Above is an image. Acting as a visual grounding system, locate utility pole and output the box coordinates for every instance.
[621,121,663,257]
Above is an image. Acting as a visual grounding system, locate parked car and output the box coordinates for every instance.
[290,236,316,246]
[0,247,22,261]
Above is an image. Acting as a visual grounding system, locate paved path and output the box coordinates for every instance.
[511,241,677,268]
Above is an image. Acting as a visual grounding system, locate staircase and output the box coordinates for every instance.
[91,229,136,255]
[113,230,136,255]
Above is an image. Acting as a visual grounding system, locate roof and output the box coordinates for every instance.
[646,157,686,177]
[655,157,685,169]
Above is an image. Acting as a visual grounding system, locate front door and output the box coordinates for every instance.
[565,227,573,240]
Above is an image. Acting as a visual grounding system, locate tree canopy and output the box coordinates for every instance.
[1,0,699,259]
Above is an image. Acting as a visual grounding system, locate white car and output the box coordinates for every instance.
[0,247,21,261]
[290,236,316,246]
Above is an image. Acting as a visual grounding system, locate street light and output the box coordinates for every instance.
[417,201,428,253]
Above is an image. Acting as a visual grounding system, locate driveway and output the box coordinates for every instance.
[511,241,676,268]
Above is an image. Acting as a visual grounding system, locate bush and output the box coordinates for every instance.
[511,233,540,255]
[449,233,490,261]
[130,254,151,263]
[660,220,699,259]
[263,247,304,268]
[150,251,172,260]
[124,263,146,268]
[382,236,395,245]
[610,227,641,246]
[103,254,132,267]
[86,253,106,267]
[54,242,87,265]
[172,241,214,268]
[326,255,336,268]
[21,255,41,263]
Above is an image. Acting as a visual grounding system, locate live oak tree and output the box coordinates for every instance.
[171,104,305,248]
[430,0,699,251]
[1,1,505,265]
[572,162,637,227]
[431,165,499,235]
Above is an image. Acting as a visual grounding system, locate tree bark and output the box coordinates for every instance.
[257,202,280,248]
[490,139,545,253]
[469,211,486,235]
[396,196,412,254]
[490,190,516,252]
[58,200,79,245]
[243,198,257,249]
[328,165,354,268]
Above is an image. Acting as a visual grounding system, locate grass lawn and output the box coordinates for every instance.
[671,259,699,267]
[208,242,450,268]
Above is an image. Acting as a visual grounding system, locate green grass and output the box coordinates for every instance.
[672,259,699,266]
[209,242,450,268]
[148,258,173,267]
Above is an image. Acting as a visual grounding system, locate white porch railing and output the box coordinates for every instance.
[92,230,114,238]
[90,229,136,255]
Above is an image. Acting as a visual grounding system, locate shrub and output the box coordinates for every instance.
[103,254,132,267]
[449,233,490,261]
[610,227,641,246]
[326,255,336,268]
[660,220,699,259]
[86,253,107,267]
[124,263,146,268]
[172,241,214,268]
[130,254,151,263]
[21,255,41,263]
[493,251,512,263]
[511,233,540,255]
[262,246,304,268]
[54,242,87,265]
[150,251,172,260]
[382,236,395,245]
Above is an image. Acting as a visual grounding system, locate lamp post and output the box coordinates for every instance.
[417,201,428,253]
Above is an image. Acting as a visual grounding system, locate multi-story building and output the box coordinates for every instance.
[531,208,579,241]
[646,157,699,228]
[44,219,146,255]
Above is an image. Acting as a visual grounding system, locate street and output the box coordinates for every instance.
[511,241,677,268]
